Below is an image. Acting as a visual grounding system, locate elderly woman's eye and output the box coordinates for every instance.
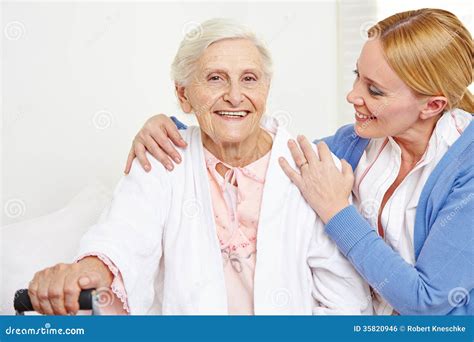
[208,75,222,81]
[243,75,257,82]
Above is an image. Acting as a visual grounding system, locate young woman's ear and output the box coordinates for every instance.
[420,96,448,120]
[175,83,193,113]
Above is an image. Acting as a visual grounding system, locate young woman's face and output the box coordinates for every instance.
[346,39,425,139]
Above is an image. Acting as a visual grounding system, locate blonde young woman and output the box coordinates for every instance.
[125,9,474,315]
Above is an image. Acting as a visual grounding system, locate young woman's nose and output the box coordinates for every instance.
[346,87,364,106]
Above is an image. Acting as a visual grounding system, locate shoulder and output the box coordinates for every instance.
[452,140,474,179]
[316,124,369,170]
[128,151,170,186]
[421,136,474,212]
[178,125,200,145]
[440,122,474,178]
[274,123,343,170]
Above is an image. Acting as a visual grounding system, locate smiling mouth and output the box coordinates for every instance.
[214,110,250,118]
[355,111,377,120]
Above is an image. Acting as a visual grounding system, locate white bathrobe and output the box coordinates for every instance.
[78,116,372,315]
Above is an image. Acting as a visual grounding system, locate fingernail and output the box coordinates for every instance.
[174,156,181,163]
[144,165,150,171]
[166,164,173,171]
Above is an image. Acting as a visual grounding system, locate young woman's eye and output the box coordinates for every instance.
[368,85,384,96]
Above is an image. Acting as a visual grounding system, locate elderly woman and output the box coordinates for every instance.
[28,19,371,315]
[125,9,473,315]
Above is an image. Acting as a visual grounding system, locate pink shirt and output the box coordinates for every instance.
[78,143,272,315]
[203,147,271,314]
[74,252,129,315]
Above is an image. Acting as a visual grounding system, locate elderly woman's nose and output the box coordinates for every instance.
[346,88,364,106]
[224,82,244,106]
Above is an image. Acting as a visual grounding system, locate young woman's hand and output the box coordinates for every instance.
[279,136,354,224]
[27,256,113,315]
[124,114,187,173]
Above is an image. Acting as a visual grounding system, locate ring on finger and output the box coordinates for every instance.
[298,160,309,168]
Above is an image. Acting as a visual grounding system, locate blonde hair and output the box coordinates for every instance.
[368,8,473,113]
[171,18,273,86]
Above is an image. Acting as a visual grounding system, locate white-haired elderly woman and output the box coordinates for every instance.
[28,18,372,315]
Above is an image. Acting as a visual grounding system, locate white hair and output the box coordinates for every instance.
[171,18,273,86]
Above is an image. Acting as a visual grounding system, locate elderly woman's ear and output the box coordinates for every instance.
[175,83,193,113]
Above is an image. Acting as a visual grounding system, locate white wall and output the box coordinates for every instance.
[2,1,339,225]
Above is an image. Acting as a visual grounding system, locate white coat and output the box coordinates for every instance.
[77,116,373,315]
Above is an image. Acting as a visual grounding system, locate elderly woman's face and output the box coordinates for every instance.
[177,38,270,144]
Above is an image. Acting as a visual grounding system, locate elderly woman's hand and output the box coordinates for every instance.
[278,136,354,224]
[124,114,187,174]
[28,256,113,315]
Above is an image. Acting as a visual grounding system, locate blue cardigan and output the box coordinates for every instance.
[171,116,474,315]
